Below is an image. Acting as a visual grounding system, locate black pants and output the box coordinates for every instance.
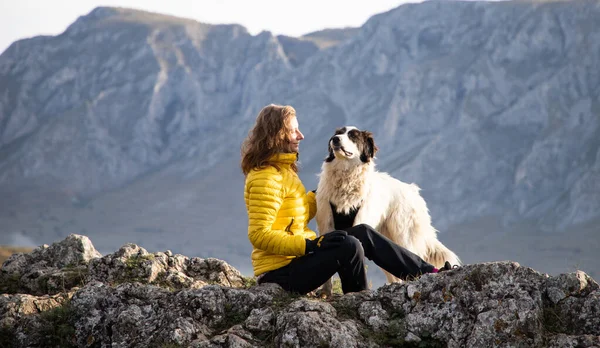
[258,224,436,294]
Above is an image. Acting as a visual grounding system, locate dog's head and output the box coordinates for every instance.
[325,126,378,163]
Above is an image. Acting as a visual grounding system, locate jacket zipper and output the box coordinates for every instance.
[285,218,295,234]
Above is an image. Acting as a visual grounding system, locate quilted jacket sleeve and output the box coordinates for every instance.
[245,168,307,256]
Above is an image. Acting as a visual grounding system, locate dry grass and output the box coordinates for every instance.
[0,246,33,268]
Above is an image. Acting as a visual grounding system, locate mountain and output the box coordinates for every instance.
[277,28,360,66]
[0,1,599,282]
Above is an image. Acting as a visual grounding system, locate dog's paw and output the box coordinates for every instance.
[315,288,333,299]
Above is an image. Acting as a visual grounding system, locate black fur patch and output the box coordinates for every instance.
[325,147,335,162]
[331,203,360,231]
[335,127,347,135]
[359,131,378,163]
[325,136,335,162]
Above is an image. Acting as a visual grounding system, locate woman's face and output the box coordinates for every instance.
[284,116,304,153]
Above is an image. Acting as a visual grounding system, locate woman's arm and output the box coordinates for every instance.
[245,168,307,256]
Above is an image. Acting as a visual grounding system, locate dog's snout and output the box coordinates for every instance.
[332,136,341,145]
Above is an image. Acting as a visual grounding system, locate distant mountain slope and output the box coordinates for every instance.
[0,246,32,267]
[302,27,360,48]
[0,6,290,193]
[0,1,598,281]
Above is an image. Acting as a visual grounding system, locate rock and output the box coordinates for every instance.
[0,235,599,347]
[1,234,100,272]
[0,234,247,297]
[88,244,245,289]
[275,299,365,348]
[0,1,599,282]
[244,307,275,333]
[187,257,246,288]
[545,270,599,304]
[546,334,600,348]
[0,234,100,295]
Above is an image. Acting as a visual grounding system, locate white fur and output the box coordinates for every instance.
[316,126,461,295]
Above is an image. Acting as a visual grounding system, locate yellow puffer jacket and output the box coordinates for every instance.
[244,153,317,276]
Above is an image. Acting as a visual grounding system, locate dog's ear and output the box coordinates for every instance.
[325,138,335,162]
[360,131,378,163]
[368,133,379,158]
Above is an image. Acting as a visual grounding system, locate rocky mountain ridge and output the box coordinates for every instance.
[0,1,599,281]
[1,234,599,347]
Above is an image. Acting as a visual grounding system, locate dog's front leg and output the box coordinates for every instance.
[316,200,335,235]
[315,199,335,298]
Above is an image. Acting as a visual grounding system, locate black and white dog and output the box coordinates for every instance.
[315,126,460,295]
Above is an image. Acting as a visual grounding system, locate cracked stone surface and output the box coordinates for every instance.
[1,235,599,347]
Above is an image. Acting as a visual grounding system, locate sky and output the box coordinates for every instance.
[0,0,422,54]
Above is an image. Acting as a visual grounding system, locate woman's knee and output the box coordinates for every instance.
[339,235,364,259]
[355,223,376,232]
[347,224,375,239]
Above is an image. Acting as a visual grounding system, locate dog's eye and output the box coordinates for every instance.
[348,130,359,138]
[335,129,344,135]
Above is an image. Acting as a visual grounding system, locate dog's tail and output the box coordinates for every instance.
[426,239,462,269]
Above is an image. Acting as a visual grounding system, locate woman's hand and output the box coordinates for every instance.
[305,231,347,254]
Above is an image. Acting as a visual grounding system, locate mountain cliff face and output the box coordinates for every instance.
[0,6,290,194]
[1,235,599,348]
[0,2,599,280]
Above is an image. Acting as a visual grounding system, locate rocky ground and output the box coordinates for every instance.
[1,234,599,347]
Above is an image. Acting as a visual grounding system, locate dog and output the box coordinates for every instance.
[315,126,461,295]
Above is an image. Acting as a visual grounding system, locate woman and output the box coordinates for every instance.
[241,104,451,295]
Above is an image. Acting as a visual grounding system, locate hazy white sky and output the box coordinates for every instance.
[0,0,421,54]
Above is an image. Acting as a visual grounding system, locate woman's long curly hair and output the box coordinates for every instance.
[241,104,298,176]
